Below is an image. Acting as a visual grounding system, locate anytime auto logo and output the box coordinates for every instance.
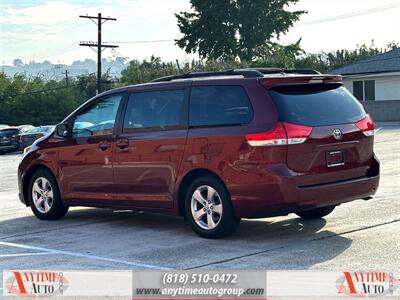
[5,271,69,297]
[336,271,398,297]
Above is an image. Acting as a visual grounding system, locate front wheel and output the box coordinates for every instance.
[28,169,69,220]
[295,205,335,220]
[185,176,240,239]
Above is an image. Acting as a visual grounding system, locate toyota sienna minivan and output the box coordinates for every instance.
[18,68,380,238]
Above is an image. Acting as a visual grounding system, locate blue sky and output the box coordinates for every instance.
[1,0,399,65]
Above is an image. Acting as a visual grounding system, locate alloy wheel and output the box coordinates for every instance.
[190,185,223,230]
[32,177,54,213]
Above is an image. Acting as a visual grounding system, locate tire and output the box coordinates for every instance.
[27,169,69,220]
[185,175,240,239]
[295,205,335,220]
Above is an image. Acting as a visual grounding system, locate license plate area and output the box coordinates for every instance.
[326,150,344,167]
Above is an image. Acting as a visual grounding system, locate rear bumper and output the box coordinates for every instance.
[230,155,380,218]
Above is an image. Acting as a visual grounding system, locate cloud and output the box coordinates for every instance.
[0,1,80,25]
[0,0,190,38]
[0,0,192,63]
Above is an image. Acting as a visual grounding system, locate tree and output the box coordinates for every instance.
[176,0,305,61]
[12,59,24,67]
[0,73,92,126]
[323,41,399,71]
[120,56,178,84]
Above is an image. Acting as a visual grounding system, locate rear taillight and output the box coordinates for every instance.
[355,114,375,136]
[246,122,312,147]
[245,123,287,146]
[284,122,313,144]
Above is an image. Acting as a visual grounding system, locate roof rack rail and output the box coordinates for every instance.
[150,68,321,83]
[151,69,264,82]
[244,68,320,75]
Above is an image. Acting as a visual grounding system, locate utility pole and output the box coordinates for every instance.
[176,59,182,74]
[79,13,118,94]
[63,70,69,86]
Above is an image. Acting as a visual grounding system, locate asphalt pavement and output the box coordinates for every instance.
[0,125,398,283]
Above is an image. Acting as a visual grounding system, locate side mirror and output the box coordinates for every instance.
[55,123,69,138]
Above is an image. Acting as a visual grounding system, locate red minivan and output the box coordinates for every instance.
[18,69,380,238]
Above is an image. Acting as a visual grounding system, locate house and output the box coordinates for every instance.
[331,48,400,122]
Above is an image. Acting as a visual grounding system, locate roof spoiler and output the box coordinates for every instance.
[244,68,321,75]
[260,75,343,89]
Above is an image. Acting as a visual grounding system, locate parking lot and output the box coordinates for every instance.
[0,125,399,283]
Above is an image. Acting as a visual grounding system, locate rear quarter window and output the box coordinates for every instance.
[189,85,253,127]
[268,84,366,126]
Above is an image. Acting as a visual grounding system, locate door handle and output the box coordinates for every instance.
[98,141,111,151]
[116,138,129,152]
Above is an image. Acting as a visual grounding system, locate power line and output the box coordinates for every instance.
[10,39,174,64]
[299,2,400,26]
[79,13,118,94]
[110,49,129,66]
[107,39,174,44]
[25,46,81,62]
[17,44,78,61]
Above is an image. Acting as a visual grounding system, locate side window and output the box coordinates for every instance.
[123,90,185,132]
[72,95,122,137]
[353,81,364,101]
[352,80,375,101]
[189,86,253,127]
[364,80,375,101]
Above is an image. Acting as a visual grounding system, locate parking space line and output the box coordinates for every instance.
[0,241,170,270]
[0,252,55,258]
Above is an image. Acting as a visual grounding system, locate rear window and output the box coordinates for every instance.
[0,129,19,137]
[28,127,51,134]
[269,84,366,126]
[189,86,253,127]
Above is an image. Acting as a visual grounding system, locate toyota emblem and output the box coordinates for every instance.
[332,128,343,140]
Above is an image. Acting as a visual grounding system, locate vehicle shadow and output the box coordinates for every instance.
[0,208,352,269]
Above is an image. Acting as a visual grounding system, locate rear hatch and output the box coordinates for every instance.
[263,80,375,186]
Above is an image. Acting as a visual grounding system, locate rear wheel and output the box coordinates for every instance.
[295,205,335,219]
[28,169,69,220]
[185,176,240,239]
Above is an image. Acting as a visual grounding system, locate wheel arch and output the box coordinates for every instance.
[177,168,229,217]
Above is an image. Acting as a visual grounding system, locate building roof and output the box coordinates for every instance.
[331,48,400,75]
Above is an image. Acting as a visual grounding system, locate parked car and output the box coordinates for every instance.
[0,127,21,154]
[19,126,55,149]
[0,124,10,130]
[18,68,380,238]
[18,125,34,133]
